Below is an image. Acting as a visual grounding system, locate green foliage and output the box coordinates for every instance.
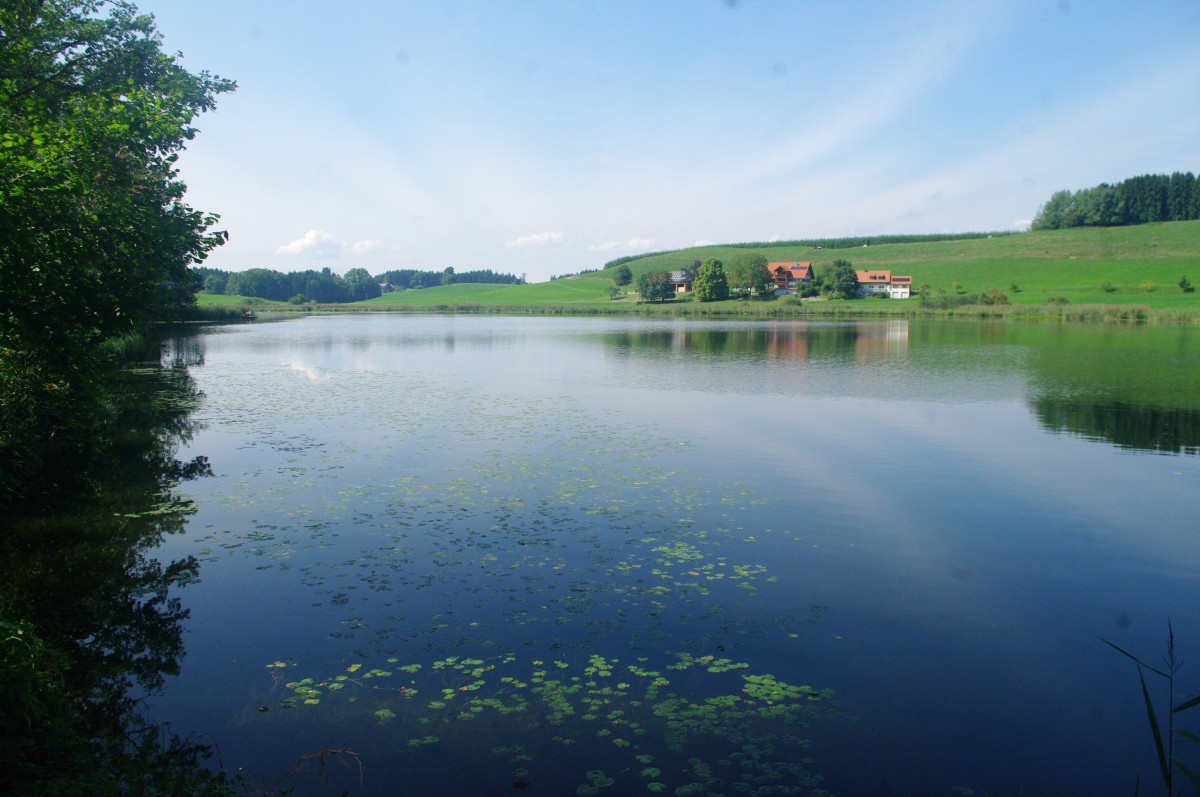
[0,0,235,346]
[1180,275,1194,293]
[1032,172,1200,230]
[0,0,234,504]
[692,258,729,302]
[614,264,633,286]
[726,252,772,297]
[343,267,381,301]
[824,259,859,299]
[637,271,675,303]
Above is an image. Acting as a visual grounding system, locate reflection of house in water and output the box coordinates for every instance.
[762,326,812,360]
[855,321,909,363]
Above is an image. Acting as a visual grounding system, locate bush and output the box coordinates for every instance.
[1102,282,1117,293]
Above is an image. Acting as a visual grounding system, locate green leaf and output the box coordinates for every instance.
[1136,665,1170,789]
[1102,638,1170,679]
[1175,759,1200,790]
[1173,693,1200,713]
[1175,728,1200,746]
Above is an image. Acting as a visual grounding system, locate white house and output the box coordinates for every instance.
[855,270,912,299]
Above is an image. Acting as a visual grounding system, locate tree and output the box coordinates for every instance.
[441,267,456,286]
[343,267,380,301]
[637,271,674,303]
[202,274,226,294]
[692,258,729,302]
[604,285,621,300]
[0,0,235,350]
[727,252,772,297]
[0,0,234,505]
[614,264,633,286]
[824,259,859,298]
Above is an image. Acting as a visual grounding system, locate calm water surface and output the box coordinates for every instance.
[146,314,1200,796]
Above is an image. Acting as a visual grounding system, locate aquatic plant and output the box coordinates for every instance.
[267,651,835,795]
[1105,623,1200,793]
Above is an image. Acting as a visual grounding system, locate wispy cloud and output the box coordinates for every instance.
[505,231,564,248]
[351,239,382,253]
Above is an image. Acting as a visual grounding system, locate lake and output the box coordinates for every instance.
[139,314,1199,796]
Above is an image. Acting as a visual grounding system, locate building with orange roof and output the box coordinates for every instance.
[766,262,813,294]
[855,269,912,299]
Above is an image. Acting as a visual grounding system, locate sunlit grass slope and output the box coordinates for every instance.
[363,276,619,306]
[195,293,289,308]
[603,221,1200,308]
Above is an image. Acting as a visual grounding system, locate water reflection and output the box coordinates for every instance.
[596,318,1200,453]
[0,333,230,794]
[1022,324,1200,454]
[599,321,910,362]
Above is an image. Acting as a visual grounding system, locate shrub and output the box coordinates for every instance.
[1102,282,1117,293]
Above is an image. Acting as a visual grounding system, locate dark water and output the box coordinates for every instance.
[65,316,1200,795]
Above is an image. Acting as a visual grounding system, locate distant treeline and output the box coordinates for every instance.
[1033,172,1200,231]
[378,268,524,290]
[601,232,1017,270]
[193,266,524,303]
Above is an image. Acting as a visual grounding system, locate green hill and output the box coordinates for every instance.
[600,221,1200,308]
[199,221,1200,316]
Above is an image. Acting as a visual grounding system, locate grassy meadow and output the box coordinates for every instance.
[198,220,1200,320]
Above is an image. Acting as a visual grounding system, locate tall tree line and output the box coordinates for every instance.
[378,267,525,290]
[1032,172,1200,230]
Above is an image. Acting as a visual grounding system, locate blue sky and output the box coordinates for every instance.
[145,0,1200,282]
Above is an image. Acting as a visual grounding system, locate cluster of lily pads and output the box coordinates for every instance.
[183,372,835,793]
[265,651,834,795]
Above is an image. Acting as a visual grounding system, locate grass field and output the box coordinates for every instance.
[198,221,1200,319]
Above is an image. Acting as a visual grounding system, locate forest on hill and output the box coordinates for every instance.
[1033,172,1200,230]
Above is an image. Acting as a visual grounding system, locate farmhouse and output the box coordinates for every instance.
[669,270,693,293]
[767,262,813,294]
[855,269,912,299]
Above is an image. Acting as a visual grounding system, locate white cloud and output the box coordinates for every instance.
[276,229,342,258]
[505,231,564,248]
[693,239,712,247]
[351,239,382,253]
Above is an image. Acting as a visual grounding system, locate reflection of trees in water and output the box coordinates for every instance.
[601,325,866,359]
[0,332,234,795]
[1024,325,1200,455]
[1033,399,1200,455]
